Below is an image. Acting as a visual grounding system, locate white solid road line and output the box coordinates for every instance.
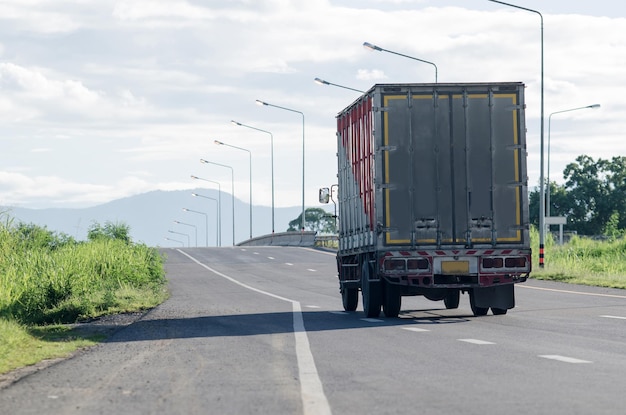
[519,284,626,299]
[177,249,332,415]
[539,355,592,364]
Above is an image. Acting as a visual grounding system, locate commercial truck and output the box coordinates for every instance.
[320,82,531,317]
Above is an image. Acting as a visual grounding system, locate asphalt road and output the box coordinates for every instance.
[2,246,626,414]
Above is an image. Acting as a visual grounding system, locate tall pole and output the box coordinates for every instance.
[168,230,189,247]
[256,100,306,232]
[232,120,275,234]
[486,0,544,267]
[182,208,209,247]
[547,104,601,217]
[363,42,438,83]
[201,159,235,245]
[174,220,197,247]
[191,193,221,246]
[191,175,221,246]
[314,77,365,93]
[165,237,184,246]
[215,140,253,239]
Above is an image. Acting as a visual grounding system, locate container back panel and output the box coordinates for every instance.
[381,87,523,247]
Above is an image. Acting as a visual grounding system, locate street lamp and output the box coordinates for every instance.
[164,237,184,247]
[215,139,253,239]
[191,193,219,247]
[168,229,189,247]
[182,207,211,247]
[256,99,306,232]
[191,175,222,246]
[547,104,601,217]
[173,220,197,247]
[486,0,545,267]
[231,120,275,234]
[200,159,235,246]
[314,77,364,93]
[363,41,438,83]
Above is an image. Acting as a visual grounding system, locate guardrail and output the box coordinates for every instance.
[237,231,317,247]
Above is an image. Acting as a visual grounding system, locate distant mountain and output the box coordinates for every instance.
[3,189,315,247]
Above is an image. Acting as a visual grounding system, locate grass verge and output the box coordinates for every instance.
[0,217,168,378]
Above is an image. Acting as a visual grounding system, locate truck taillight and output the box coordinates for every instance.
[483,256,527,269]
[385,259,406,271]
[505,257,527,268]
[384,258,429,272]
[482,258,503,269]
[407,258,429,270]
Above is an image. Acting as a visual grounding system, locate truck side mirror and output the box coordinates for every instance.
[319,187,330,204]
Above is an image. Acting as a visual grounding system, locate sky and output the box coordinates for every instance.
[1,0,625,211]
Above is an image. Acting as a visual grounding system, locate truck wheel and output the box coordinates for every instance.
[491,307,508,315]
[361,261,381,318]
[469,289,488,316]
[443,290,460,309]
[342,287,359,312]
[383,282,401,318]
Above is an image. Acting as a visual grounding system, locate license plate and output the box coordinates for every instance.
[442,261,469,274]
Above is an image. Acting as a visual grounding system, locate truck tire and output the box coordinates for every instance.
[444,290,460,309]
[383,282,401,318]
[491,307,508,315]
[469,289,488,316]
[361,261,381,318]
[342,287,359,312]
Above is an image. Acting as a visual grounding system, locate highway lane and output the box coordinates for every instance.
[1,246,626,414]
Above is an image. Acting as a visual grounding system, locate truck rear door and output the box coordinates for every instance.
[381,85,525,248]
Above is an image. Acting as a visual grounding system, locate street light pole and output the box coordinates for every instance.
[363,42,438,83]
[314,77,365,93]
[191,175,222,246]
[165,237,184,247]
[547,104,601,217]
[201,159,235,245]
[191,193,222,246]
[183,206,212,247]
[486,0,545,267]
[231,120,275,234]
[173,220,197,247]
[256,99,306,232]
[215,140,253,239]
[168,229,190,247]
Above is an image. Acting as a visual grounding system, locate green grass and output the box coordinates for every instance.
[530,227,626,288]
[0,216,168,376]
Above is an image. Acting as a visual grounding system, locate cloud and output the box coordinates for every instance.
[357,69,388,81]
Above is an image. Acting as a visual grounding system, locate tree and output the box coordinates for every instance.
[287,208,337,233]
[529,155,626,236]
[88,221,132,243]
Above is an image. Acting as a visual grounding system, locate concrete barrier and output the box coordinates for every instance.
[237,231,317,247]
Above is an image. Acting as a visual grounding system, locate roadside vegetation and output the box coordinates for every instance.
[0,213,168,375]
[531,226,626,289]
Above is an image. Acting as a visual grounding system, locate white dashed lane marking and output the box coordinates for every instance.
[402,327,430,333]
[458,339,496,345]
[600,315,626,320]
[361,318,384,323]
[539,355,592,364]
